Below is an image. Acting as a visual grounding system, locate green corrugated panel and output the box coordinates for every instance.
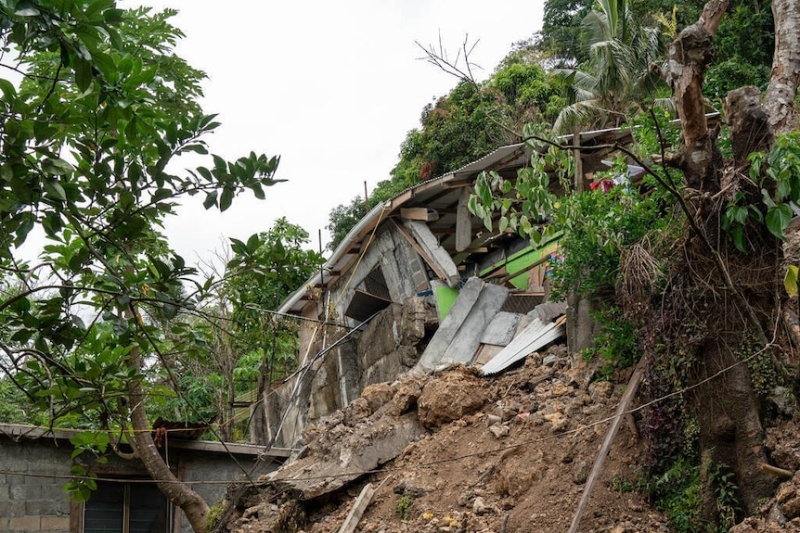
[434,285,460,322]
[479,232,563,289]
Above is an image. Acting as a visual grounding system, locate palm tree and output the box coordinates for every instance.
[553,0,666,133]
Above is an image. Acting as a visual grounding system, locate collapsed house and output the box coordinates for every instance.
[261,120,709,450]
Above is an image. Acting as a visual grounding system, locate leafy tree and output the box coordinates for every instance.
[326,47,560,250]
[0,2,281,531]
[552,0,667,132]
[536,0,594,67]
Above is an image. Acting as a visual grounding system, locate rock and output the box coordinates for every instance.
[771,386,797,417]
[486,414,502,426]
[776,481,795,503]
[344,397,372,424]
[589,380,614,401]
[572,460,590,484]
[489,424,509,438]
[551,382,573,397]
[361,382,394,412]
[782,496,800,519]
[768,502,787,525]
[472,496,492,515]
[544,412,569,432]
[542,354,559,366]
[391,378,424,416]
[418,368,488,427]
[270,413,424,500]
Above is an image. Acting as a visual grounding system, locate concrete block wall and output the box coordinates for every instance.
[0,438,73,533]
[329,226,427,326]
[1,430,279,533]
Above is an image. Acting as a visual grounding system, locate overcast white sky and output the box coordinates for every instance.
[130,1,545,263]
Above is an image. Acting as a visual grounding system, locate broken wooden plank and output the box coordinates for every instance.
[338,483,376,533]
[567,356,647,533]
[391,220,449,282]
[400,220,460,288]
[400,207,439,222]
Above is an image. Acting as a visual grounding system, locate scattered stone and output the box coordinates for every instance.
[488,424,509,438]
[418,367,488,427]
[391,378,424,416]
[572,460,589,485]
[472,496,492,515]
[361,382,394,412]
[485,414,502,426]
[542,354,559,367]
[782,496,800,519]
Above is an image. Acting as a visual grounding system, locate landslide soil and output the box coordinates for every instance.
[227,345,675,533]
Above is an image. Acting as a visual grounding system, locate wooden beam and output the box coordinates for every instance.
[400,207,439,222]
[391,220,449,282]
[430,227,456,235]
[339,483,376,533]
[568,357,646,533]
[573,129,584,192]
[456,188,473,252]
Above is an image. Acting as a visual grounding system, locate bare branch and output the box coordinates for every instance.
[415,31,484,89]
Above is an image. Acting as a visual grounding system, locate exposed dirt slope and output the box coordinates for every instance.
[225,344,680,533]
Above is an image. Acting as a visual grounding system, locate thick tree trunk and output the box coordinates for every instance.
[693,338,773,523]
[662,0,800,522]
[128,348,210,533]
[764,0,800,135]
[664,0,728,191]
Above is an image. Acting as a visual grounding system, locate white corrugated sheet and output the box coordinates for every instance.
[480,316,566,376]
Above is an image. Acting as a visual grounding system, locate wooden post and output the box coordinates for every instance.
[455,187,472,252]
[567,356,647,533]
[573,129,583,192]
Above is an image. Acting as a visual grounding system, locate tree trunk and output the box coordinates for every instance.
[661,0,800,522]
[128,346,210,533]
[763,0,800,136]
[665,0,728,191]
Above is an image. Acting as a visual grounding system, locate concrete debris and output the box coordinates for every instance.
[481,316,566,376]
[417,278,508,371]
[480,312,523,346]
[489,424,510,438]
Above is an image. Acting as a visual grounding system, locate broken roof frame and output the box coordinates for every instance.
[278,113,721,318]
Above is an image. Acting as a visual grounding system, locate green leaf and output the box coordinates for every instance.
[0,78,17,103]
[203,191,217,210]
[162,302,178,320]
[45,181,67,201]
[219,188,233,212]
[42,158,74,175]
[103,8,124,22]
[785,265,799,296]
[766,204,792,240]
[499,215,509,233]
[74,58,93,92]
[151,188,172,203]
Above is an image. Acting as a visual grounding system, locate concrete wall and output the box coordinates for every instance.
[0,432,278,533]
[261,296,436,448]
[0,437,73,533]
[328,225,429,327]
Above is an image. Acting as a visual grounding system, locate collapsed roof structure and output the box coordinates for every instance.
[262,118,716,449]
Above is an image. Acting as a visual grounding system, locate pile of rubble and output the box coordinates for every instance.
[225,345,674,533]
